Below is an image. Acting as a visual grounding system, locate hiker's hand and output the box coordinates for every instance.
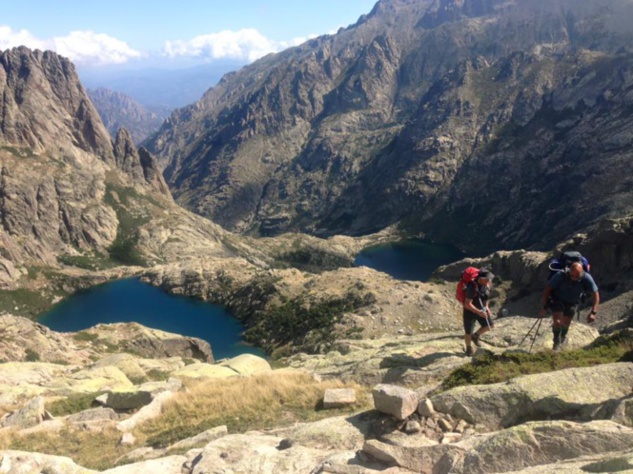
[587,311,597,323]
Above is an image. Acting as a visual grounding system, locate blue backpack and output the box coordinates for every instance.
[547,251,590,280]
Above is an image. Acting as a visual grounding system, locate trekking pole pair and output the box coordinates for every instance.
[519,317,544,354]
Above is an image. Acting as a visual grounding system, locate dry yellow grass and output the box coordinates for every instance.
[0,370,369,470]
[136,370,369,448]
[0,427,133,470]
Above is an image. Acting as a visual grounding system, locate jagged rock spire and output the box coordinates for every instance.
[113,127,171,196]
[0,46,113,161]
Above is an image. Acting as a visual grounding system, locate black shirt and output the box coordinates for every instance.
[465,281,489,312]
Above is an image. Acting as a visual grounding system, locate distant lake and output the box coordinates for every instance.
[38,278,265,360]
[355,240,465,281]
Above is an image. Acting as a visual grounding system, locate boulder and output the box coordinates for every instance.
[362,438,454,473]
[116,391,176,432]
[172,363,238,379]
[372,385,418,420]
[118,432,136,446]
[19,419,64,435]
[0,362,72,404]
[363,420,633,474]
[100,455,187,474]
[52,366,134,394]
[502,447,633,473]
[0,450,97,473]
[323,388,356,409]
[100,390,153,411]
[91,354,147,382]
[454,420,633,474]
[269,414,375,451]
[418,398,435,417]
[187,433,334,474]
[66,407,119,424]
[479,317,600,351]
[219,353,272,375]
[167,425,228,452]
[431,362,633,430]
[99,377,181,411]
[1,396,46,429]
[610,396,633,427]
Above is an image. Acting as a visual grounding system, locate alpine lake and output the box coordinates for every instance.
[354,239,466,282]
[39,240,463,360]
[38,278,265,360]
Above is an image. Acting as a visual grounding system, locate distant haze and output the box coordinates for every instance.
[79,59,246,109]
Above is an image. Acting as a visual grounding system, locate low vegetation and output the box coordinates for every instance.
[104,182,155,267]
[47,392,106,417]
[441,331,633,391]
[0,372,368,469]
[243,291,375,356]
[0,288,52,317]
[136,370,369,448]
[0,427,131,471]
[57,252,119,271]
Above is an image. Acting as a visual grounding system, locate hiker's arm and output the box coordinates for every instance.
[465,298,487,317]
[538,285,552,317]
[587,291,600,322]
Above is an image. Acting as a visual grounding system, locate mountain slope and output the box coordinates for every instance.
[146,0,633,252]
[0,47,245,288]
[88,87,165,144]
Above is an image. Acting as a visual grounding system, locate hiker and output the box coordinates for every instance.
[463,268,494,356]
[539,261,599,350]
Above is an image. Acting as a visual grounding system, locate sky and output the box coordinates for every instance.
[0,0,377,70]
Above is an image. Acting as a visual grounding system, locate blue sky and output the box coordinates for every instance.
[0,0,377,69]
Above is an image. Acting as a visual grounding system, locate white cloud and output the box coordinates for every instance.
[0,25,48,50]
[52,31,142,65]
[1,24,315,67]
[163,29,316,62]
[0,25,141,66]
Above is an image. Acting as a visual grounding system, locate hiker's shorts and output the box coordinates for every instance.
[463,310,493,334]
[549,299,578,318]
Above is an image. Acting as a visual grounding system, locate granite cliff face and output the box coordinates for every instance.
[88,87,165,144]
[146,0,633,252]
[0,47,231,288]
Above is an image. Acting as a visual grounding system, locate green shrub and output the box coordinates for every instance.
[244,291,375,355]
[47,392,105,417]
[25,348,40,362]
[108,236,146,267]
[441,331,633,391]
[0,289,51,317]
[73,331,99,342]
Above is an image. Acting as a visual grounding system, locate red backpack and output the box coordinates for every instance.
[455,267,480,305]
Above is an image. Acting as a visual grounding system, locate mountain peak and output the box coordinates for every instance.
[0,46,113,161]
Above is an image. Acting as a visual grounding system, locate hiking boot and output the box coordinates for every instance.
[472,333,481,347]
[465,346,475,356]
[553,340,562,351]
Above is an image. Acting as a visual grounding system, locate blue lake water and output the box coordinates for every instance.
[355,240,465,281]
[38,278,265,360]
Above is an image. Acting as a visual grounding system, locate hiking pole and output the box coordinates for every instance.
[518,318,541,347]
[478,297,493,331]
[528,318,544,354]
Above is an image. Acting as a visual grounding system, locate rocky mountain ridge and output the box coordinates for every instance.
[146,0,633,253]
[88,87,166,145]
[0,46,252,292]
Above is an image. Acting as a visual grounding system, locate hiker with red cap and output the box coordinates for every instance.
[461,268,494,356]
